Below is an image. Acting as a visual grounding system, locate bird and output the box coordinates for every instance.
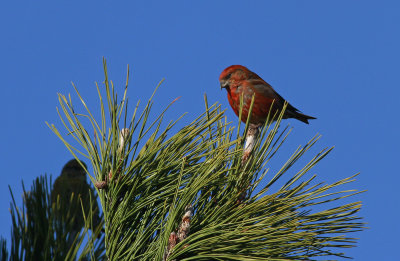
[219,65,316,125]
[51,159,101,235]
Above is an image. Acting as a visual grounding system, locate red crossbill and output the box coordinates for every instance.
[219,65,315,125]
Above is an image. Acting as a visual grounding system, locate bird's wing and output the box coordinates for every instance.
[249,78,283,103]
[271,90,301,113]
[249,73,301,113]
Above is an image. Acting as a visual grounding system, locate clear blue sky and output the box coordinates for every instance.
[0,1,398,259]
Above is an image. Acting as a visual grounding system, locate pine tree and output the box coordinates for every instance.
[2,59,364,260]
[7,176,104,260]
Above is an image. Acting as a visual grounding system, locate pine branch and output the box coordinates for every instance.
[0,237,8,261]
[46,59,365,260]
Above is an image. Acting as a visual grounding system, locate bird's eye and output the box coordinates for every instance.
[226,73,232,79]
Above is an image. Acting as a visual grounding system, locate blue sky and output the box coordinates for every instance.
[0,1,398,259]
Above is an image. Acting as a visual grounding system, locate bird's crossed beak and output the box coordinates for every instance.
[220,80,229,90]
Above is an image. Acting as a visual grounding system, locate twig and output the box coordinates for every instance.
[237,124,261,204]
[96,128,130,189]
[163,232,177,261]
[241,124,260,164]
[177,204,193,242]
[118,128,130,154]
[163,204,194,260]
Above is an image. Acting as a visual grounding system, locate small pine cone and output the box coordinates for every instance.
[94,180,108,189]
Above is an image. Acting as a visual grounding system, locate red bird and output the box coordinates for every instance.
[219,65,316,125]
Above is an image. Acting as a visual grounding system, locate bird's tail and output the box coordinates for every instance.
[293,112,316,124]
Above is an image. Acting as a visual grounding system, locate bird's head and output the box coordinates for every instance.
[61,159,87,179]
[219,65,249,90]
